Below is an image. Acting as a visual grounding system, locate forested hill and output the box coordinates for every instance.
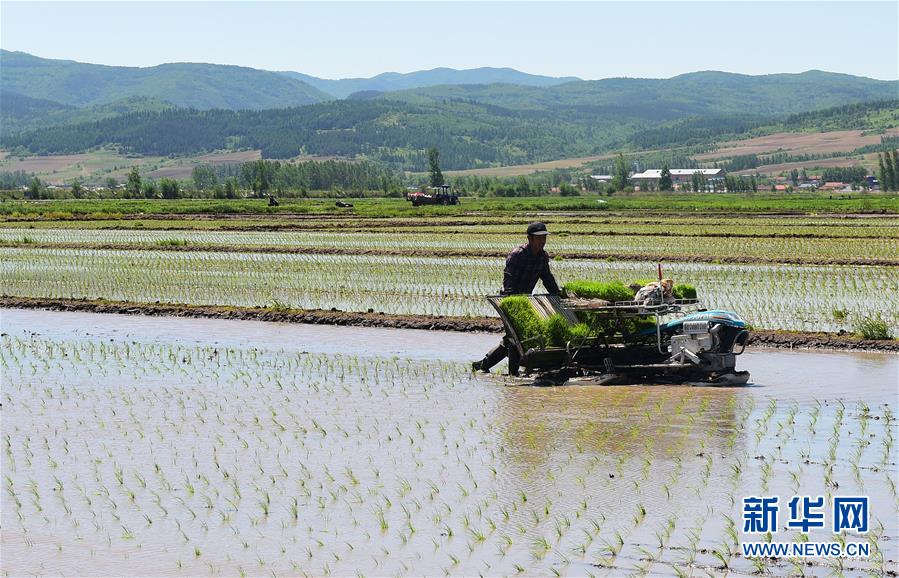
[376,70,899,116]
[3,99,620,169]
[6,95,897,172]
[1,92,176,133]
[0,50,333,110]
[279,67,581,99]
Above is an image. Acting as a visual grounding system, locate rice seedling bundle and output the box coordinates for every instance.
[563,280,634,302]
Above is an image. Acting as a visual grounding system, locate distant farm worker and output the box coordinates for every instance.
[472,221,561,375]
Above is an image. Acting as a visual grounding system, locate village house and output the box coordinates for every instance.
[629,168,726,191]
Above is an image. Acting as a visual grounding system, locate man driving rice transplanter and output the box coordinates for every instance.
[471,221,560,376]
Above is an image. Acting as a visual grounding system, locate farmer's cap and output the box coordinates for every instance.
[526,222,550,236]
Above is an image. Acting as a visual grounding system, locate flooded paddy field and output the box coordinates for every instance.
[2,247,897,334]
[2,309,896,577]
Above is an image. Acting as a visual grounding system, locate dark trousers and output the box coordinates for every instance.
[480,336,521,375]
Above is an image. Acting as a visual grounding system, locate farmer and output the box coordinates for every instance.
[472,221,561,375]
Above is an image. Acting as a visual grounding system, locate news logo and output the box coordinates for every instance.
[741,495,870,559]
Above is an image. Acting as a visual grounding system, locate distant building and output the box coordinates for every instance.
[589,175,614,183]
[630,168,725,191]
[820,182,846,191]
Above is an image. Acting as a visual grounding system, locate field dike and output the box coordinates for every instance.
[3,296,897,352]
[3,241,896,266]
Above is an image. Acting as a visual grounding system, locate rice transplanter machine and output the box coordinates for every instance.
[487,283,750,386]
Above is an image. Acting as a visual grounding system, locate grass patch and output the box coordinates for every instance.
[267,299,292,312]
[855,315,892,340]
[1,192,897,219]
[155,238,189,246]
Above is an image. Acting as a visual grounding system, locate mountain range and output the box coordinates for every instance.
[278,67,581,99]
[2,51,897,171]
[1,50,580,109]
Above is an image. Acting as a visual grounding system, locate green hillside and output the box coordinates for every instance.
[0,50,333,110]
[9,99,898,173]
[1,92,176,133]
[3,99,622,170]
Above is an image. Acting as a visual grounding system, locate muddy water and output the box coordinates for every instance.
[2,309,896,577]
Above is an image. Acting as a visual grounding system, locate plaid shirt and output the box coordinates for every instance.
[501,243,560,296]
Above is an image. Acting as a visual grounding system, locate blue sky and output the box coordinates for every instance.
[2,1,896,80]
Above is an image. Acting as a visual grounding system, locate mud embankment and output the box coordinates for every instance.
[3,297,897,352]
[3,242,895,267]
[0,297,500,333]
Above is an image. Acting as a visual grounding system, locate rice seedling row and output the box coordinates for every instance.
[2,228,896,262]
[3,247,897,334]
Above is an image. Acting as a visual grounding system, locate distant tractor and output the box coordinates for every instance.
[406,185,459,206]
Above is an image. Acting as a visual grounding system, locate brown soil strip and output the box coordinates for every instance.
[5,242,896,267]
[748,330,899,352]
[0,296,500,333]
[3,297,897,352]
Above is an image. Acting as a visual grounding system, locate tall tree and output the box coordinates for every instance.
[251,160,273,197]
[126,166,142,198]
[692,171,707,193]
[141,180,158,199]
[191,165,218,191]
[884,150,897,192]
[224,178,238,199]
[159,178,181,199]
[891,149,899,191]
[658,165,673,191]
[428,147,444,187]
[516,175,531,195]
[26,177,43,200]
[877,153,888,190]
[71,179,85,199]
[612,153,629,192]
